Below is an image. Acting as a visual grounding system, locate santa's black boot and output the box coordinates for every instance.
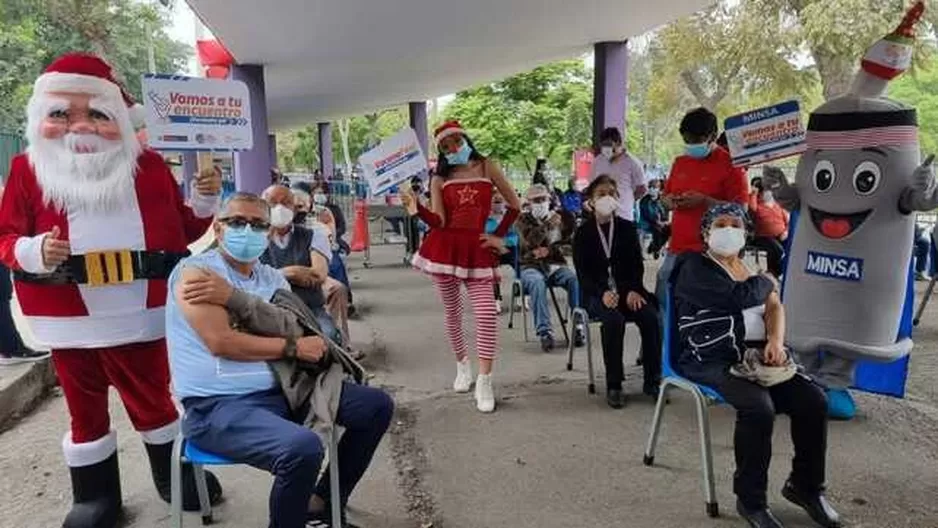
[62,452,123,528]
[144,441,223,511]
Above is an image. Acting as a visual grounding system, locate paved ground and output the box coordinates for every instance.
[1,243,938,528]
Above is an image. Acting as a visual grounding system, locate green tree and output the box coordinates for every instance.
[0,0,189,132]
[889,58,938,156]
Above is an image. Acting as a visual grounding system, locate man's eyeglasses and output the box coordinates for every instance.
[219,216,270,231]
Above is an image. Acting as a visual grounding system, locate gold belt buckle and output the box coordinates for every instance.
[84,250,135,287]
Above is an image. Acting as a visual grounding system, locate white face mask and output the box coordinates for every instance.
[600,146,614,159]
[762,191,774,203]
[707,227,746,257]
[593,195,618,217]
[531,202,550,219]
[313,193,328,205]
[270,204,295,228]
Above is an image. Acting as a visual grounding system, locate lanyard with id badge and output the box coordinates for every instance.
[597,220,616,292]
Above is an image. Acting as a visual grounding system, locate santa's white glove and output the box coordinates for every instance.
[900,154,938,213]
[761,165,799,211]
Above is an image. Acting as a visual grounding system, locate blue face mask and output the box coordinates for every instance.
[221,225,269,263]
[445,142,472,165]
[685,143,712,159]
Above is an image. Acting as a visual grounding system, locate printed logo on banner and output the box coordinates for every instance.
[724,100,806,167]
[804,251,864,282]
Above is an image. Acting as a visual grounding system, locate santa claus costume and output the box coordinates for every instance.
[410,121,520,413]
[0,53,223,527]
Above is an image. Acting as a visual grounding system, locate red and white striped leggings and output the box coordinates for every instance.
[431,275,498,361]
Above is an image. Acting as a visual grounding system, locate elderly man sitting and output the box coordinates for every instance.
[517,184,584,351]
[167,192,393,528]
[261,185,360,358]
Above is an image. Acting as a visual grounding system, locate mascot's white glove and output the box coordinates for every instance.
[900,154,938,213]
[761,166,799,211]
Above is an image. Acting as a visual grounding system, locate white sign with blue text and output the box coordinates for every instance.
[359,128,428,196]
[724,100,806,167]
[142,74,253,151]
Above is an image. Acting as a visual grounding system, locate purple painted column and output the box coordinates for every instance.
[408,101,429,155]
[592,41,630,148]
[318,122,334,179]
[181,151,198,199]
[268,134,278,169]
[231,64,271,194]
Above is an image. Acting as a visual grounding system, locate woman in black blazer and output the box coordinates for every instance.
[573,174,661,408]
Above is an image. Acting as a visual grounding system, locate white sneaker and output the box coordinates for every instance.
[495,300,503,315]
[475,373,496,413]
[453,359,473,393]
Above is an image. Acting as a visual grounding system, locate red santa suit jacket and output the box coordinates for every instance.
[0,150,214,349]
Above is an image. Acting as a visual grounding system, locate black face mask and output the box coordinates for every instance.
[293,211,308,225]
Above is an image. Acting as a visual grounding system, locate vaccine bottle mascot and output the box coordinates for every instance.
[0,53,224,527]
[765,2,936,421]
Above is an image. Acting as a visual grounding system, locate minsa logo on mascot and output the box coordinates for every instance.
[764,1,933,421]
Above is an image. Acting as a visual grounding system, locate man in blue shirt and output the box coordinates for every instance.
[167,192,393,528]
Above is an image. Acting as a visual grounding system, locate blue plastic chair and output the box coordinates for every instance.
[170,420,342,527]
[642,283,724,518]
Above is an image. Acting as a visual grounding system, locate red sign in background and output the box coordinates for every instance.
[573,149,593,190]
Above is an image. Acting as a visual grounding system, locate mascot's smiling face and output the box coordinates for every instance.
[796,95,920,241]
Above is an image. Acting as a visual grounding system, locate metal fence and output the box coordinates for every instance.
[0,132,25,180]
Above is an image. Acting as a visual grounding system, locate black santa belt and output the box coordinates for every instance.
[14,250,189,287]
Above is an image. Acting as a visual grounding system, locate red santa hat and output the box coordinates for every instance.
[31,53,147,130]
[850,1,924,97]
[434,120,466,144]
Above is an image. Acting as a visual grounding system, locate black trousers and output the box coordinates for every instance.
[586,295,661,391]
[688,370,828,509]
[647,224,670,256]
[749,236,785,276]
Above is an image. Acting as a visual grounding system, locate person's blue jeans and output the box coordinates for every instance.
[182,384,394,528]
[520,266,580,337]
[0,264,25,354]
[914,235,930,274]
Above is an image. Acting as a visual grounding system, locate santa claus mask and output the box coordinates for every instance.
[27,90,141,213]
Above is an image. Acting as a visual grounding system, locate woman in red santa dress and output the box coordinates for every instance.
[403,121,521,413]
[0,53,223,527]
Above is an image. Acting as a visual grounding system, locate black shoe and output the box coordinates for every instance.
[606,389,626,409]
[144,440,223,512]
[643,383,660,400]
[63,452,123,528]
[539,333,555,352]
[736,500,785,528]
[574,326,586,348]
[782,480,841,528]
[307,508,361,528]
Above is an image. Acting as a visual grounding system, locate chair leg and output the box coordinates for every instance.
[566,309,579,371]
[584,314,595,395]
[171,435,184,528]
[643,382,672,466]
[549,287,570,344]
[193,464,213,525]
[914,276,937,326]
[521,283,530,342]
[329,427,342,528]
[508,280,518,329]
[692,391,719,518]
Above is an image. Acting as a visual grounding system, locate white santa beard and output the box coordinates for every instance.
[28,134,139,214]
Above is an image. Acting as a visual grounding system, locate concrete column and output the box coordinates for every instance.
[231,64,270,194]
[318,122,334,179]
[592,41,629,148]
[268,134,278,169]
[181,151,198,199]
[408,101,429,155]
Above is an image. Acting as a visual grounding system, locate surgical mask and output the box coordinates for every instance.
[762,191,775,203]
[445,142,472,165]
[531,202,550,219]
[648,188,660,199]
[685,143,712,159]
[491,203,506,215]
[221,225,269,263]
[593,196,618,217]
[707,227,746,257]
[270,204,294,228]
[600,146,614,159]
[313,193,328,205]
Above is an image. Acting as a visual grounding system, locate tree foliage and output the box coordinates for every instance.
[0,0,190,132]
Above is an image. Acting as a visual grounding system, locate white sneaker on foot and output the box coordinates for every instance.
[495,300,503,315]
[453,359,473,393]
[475,373,495,413]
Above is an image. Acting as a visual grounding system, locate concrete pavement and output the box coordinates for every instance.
[1,243,937,527]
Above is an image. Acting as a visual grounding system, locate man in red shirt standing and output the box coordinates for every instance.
[748,173,790,276]
[656,107,749,303]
